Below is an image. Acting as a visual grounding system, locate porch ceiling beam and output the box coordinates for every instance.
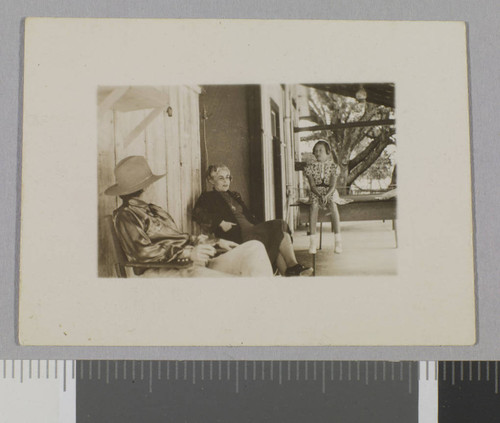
[98,86,130,114]
[124,108,164,149]
[294,119,395,133]
[299,115,321,124]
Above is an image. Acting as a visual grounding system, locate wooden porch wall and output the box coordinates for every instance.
[97,107,119,277]
[97,86,202,277]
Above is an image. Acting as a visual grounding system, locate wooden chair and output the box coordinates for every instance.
[105,215,193,278]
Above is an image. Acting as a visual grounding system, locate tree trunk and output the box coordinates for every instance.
[346,134,393,186]
[389,165,397,188]
[336,165,350,195]
[334,146,351,195]
[348,139,380,171]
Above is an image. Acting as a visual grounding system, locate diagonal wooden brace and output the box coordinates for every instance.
[98,86,130,114]
[124,108,164,149]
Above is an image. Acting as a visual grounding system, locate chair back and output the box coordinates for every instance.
[105,215,129,277]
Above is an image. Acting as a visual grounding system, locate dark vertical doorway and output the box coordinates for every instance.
[270,100,283,219]
[246,86,265,222]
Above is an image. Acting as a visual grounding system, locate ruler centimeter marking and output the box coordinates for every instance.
[3,361,500,394]
[73,360,421,394]
[496,362,499,394]
[0,360,76,391]
[409,362,412,394]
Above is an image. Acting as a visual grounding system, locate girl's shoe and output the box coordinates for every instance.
[285,264,314,277]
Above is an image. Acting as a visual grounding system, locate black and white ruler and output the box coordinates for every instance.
[1,360,498,422]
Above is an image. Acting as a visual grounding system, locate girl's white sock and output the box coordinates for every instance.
[334,233,343,253]
[308,234,317,254]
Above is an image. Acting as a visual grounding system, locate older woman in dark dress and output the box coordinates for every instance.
[193,164,312,277]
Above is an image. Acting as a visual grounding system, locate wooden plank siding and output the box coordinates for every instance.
[97,86,202,277]
[97,108,119,277]
[145,107,168,210]
[164,87,183,227]
[188,87,203,235]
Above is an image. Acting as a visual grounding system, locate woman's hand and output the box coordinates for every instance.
[188,244,216,266]
[320,195,328,207]
[195,234,209,245]
[220,220,237,232]
[217,239,238,252]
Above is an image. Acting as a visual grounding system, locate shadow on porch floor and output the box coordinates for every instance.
[293,220,398,276]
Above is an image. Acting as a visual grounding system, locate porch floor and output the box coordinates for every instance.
[293,220,398,276]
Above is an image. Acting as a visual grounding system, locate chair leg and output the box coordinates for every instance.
[312,253,316,276]
[319,221,323,250]
[115,264,127,278]
[393,220,398,248]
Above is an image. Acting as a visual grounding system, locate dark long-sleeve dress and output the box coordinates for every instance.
[193,190,290,265]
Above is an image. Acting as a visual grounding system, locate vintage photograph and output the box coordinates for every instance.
[19,19,474,346]
[98,84,397,278]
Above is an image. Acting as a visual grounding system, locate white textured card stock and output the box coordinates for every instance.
[19,19,475,346]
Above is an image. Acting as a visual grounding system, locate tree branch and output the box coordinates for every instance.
[347,104,381,150]
[307,100,326,126]
[299,132,329,142]
[349,139,379,170]
[347,134,393,185]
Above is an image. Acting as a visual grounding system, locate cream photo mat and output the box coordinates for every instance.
[19,18,475,346]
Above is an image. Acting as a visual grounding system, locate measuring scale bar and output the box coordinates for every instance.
[5,361,499,422]
[76,360,420,422]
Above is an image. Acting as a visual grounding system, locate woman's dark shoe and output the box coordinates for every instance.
[285,264,314,277]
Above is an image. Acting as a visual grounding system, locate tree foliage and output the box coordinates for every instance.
[303,87,396,194]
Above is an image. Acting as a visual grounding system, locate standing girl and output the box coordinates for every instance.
[304,140,349,254]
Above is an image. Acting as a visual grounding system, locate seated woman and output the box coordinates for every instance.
[193,164,313,277]
[105,156,273,278]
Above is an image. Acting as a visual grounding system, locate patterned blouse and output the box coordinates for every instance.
[304,160,339,200]
[304,160,353,207]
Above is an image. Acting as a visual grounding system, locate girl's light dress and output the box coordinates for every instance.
[304,160,351,207]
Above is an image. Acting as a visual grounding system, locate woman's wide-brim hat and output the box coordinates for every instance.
[104,156,165,196]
